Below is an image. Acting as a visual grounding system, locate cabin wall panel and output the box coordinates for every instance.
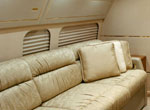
[0,20,102,62]
[102,0,150,36]
[0,0,112,29]
[0,0,48,28]
[102,0,150,72]
[0,31,28,61]
[41,0,112,24]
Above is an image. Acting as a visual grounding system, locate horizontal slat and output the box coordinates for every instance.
[23,47,49,56]
[59,23,98,47]
[61,24,98,31]
[59,35,97,43]
[59,32,98,39]
[23,30,50,56]
[24,34,49,40]
[23,44,49,51]
[60,27,98,34]
[24,38,50,44]
[59,37,97,47]
[23,41,49,48]
[60,30,98,38]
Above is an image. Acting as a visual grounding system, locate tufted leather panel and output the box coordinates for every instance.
[0,59,32,91]
[22,48,75,77]
[0,80,42,110]
[34,63,82,102]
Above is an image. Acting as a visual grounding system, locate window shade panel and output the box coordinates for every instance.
[59,23,98,47]
[23,30,50,56]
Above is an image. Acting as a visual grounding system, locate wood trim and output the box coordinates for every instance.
[103,35,150,38]
[131,55,146,71]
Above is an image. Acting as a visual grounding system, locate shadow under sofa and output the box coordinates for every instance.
[0,40,147,110]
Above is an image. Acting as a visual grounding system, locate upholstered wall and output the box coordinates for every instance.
[101,0,150,72]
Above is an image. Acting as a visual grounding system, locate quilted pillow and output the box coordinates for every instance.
[78,43,120,82]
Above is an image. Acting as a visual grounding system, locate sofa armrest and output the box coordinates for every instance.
[132,57,144,70]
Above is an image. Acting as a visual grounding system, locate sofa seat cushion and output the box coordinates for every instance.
[34,107,71,110]
[41,84,130,110]
[39,69,146,110]
[91,69,147,96]
[0,80,42,110]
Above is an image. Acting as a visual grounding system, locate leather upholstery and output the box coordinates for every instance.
[0,40,147,110]
[22,48,75,77]
[34,107,71,110]
[0,80,42,110]
[108,41,127,72]
[34,63,82,102]
[78,43,120,82]
[40,69,146,110]
[120,41,133,69]
[41,83,130,110]
[0,59,32,91]
[92,69,147,96]
[63,40,102,60]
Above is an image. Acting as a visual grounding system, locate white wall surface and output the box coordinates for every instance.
[102,0,150,72]
[102,0,150,36]
[101,37,150,72]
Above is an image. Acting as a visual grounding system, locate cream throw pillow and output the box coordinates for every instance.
[110,41,127,72]
[107,40,133,71]
[120,41,133,69]
[78,43,120,82]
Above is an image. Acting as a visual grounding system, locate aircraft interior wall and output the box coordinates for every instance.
[101,0,150,72]
[0,0,111,62]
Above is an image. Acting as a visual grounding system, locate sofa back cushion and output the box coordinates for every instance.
[0,59,42,110]
[34,63,82,102]
[78,43,120,82]
[22,48,82,102]
[64,40,102,60]
[22,48,75,77]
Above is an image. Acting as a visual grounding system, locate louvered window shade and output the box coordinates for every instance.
[59,23,99,47]
[23,30,50,56]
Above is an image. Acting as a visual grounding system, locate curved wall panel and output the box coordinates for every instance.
[41,0,112,24]
[0,0,48,28]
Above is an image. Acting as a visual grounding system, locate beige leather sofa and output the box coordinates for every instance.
[0,40,147,110]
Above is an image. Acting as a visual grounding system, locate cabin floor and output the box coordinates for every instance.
[143,73,150,110]
[143,97,150,110]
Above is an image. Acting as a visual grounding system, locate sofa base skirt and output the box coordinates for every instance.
[121,85,147,110]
